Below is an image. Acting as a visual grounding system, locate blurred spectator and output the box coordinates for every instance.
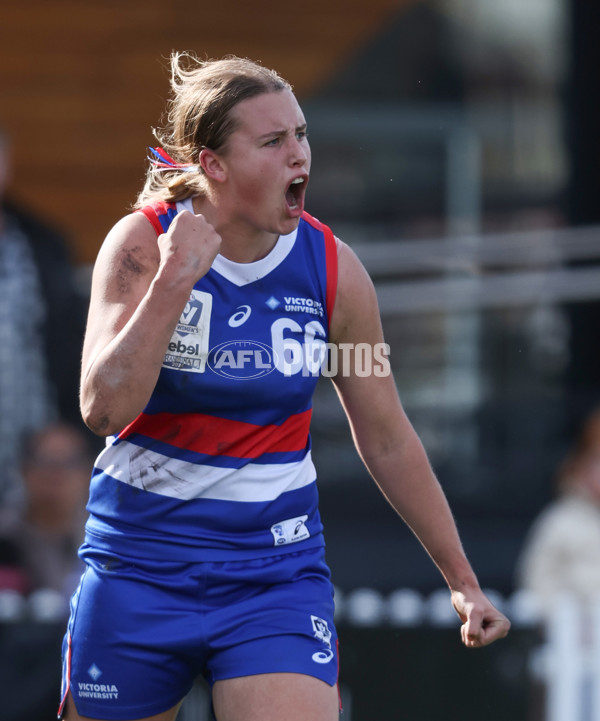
[0,422,92,602]
[516,407,600,613]
[0,126,86,504]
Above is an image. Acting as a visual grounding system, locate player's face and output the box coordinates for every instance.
[219,89,311,236]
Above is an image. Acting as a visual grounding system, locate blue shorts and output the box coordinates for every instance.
[59,545,338,720]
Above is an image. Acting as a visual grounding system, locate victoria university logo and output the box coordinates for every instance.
[76,664,119,701]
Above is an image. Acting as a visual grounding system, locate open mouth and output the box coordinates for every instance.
[285,176,306,211]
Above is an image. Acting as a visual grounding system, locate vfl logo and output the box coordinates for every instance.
[311,615,332,646]
[163,289,212,373]
[228,305,252,328]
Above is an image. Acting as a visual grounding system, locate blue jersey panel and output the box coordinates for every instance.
[85,205,337,562]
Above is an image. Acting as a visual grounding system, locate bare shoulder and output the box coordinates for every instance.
[335,238,372,286]
[328,238,401,441]
[82,212,163,377]
[330,238,381,345]
[92,211,161,298]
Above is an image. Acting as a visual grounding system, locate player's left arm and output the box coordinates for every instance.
[328,240,510,648]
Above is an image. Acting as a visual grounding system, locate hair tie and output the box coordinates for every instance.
[147,147,198,173]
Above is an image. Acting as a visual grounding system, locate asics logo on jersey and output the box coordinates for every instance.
[228,305,252,327]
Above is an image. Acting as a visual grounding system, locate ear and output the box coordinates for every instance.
[199,148,227,183]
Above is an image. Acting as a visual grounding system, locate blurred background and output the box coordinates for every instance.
[1,1,600,719]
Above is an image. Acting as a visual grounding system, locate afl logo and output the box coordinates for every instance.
[228,305,251,328]
[208,340,277,380]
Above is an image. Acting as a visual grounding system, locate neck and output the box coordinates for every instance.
[191,196,279,264]
[217,222,279,263]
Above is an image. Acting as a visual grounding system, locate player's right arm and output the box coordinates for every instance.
[80,210,221,437]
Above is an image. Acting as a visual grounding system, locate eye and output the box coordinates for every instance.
[296,130,308,141]
[264,137,280,147]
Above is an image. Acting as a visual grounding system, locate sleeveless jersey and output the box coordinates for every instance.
[84,199,338,561]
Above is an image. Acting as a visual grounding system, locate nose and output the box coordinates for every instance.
[288,136,309,168]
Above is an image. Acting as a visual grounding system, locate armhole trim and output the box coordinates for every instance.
[135,201,177,236]
[300,211,339,327]
[323,225,338,325]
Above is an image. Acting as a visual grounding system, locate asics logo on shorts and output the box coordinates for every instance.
[312,648,334,664]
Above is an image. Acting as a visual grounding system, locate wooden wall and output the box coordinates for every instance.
[0,0,412,264]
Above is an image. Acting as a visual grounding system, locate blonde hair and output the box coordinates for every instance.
[134,52,292,208]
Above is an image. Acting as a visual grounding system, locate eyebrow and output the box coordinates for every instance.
[257,123,307,141]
